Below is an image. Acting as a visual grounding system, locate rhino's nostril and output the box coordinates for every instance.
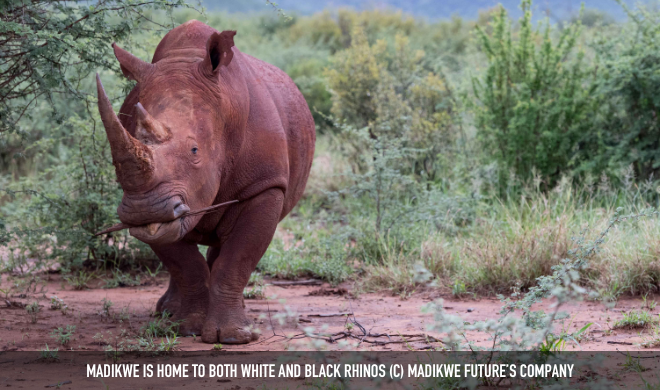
[173,202,190,218]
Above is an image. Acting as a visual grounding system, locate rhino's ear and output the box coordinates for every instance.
[204,31,236,72]
[112,43,154,83]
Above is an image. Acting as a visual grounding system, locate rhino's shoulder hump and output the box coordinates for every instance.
[153,20,217,62]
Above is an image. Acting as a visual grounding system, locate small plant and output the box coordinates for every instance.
[92,332,107,346]
[49,296,65,310]
[451,280,467,298]
[613,311,656,330]
[622,353,646,373]
[50,325,76,346]
[40,344,59,360]
[0,287,13,300]
[141,312,180,338]
[243,284,265,300]
[103,269,141,289]
[641,324,660,348]
[213,343,223,351]
[243,271,266,299]
[643,294,657,311]
[114,307,131,324]
[599,281,627,308]
[540,322,593,352]
[158,335,180,352]
[64,271,94,290]
[145,263,163,278]
[248,271,264,286]
[100,298,113,318]
[25,301,40,323]
[642,375,660,390]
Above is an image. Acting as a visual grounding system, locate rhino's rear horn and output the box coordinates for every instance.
[112,43,154,83]
[135,102,172,144]
[96,74,154,189]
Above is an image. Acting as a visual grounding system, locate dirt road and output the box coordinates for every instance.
[0,273,656,352]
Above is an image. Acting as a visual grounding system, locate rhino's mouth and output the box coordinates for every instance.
[95,200,240,244]
[128,218,184,245]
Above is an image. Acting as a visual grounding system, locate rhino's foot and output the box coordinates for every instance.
[156,279,181,317]
[175,311,206,337]
[201,308,260,344]
[171,290,209,337]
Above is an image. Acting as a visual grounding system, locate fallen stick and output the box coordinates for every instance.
[45,381,72,388]
[5,300,25,308]
[307,312,353,317]
[94,200,239,236]
[271,279,322,286]
[607,341,633,345]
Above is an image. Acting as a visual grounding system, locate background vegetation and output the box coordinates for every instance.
[4,0,660,302]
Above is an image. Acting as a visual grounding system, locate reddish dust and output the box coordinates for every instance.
[0,273,656,352]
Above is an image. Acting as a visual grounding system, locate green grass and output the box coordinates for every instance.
[613,311,657,330]
[40,344,59,360]
[140,312,180,338]
[243,271,267,299]
[263,138,660,298]
[103,269,141,289]
[64,271,95,290]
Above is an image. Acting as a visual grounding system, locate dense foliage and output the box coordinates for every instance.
[586,1,660,180]
[4,0,660,300]
[0,0,198,270]
[471,0,596,188]
[0,0,196,134]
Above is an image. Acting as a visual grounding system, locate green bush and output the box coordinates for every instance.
[1,113,156,272]
[325,26,461,180]
[584,1,660,181]
[258,231,352,286]
[470,0,597,189]
[0,0,194,135]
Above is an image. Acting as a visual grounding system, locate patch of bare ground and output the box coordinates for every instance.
[0,272,659,352]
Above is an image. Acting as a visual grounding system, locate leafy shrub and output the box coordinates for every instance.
[325,27,460,181]
[258,233,352,286]
[0,0,194,135]
[470,0,596,189]
[1,113,156,272]
[585,1,660,180]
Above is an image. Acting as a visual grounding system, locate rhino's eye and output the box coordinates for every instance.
[191,147,198,155]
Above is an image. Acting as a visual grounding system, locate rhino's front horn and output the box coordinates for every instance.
[96,73,154,190]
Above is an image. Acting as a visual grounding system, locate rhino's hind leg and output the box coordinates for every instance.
[201,189,283,344]
[151,242,210,337]
[156,275,181,317]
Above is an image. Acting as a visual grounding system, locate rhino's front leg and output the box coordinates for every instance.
[151,241,210,336]
[201,188,284,344]
[156,275,181,317]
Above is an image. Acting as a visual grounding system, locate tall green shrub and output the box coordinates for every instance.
[0,0,195,134]
[325,27,460,181]
[1,111,155,271]
[471,0,596,190]
[586,1,660,181]
[324,27,468,264]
